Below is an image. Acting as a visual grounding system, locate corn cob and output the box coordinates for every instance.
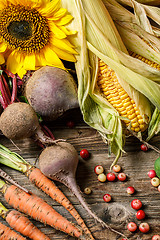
[97,59,149,132]
[129,51,160,70]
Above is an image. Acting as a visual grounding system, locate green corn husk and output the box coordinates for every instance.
[61,0,160,164]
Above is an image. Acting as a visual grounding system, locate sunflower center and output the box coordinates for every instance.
[0,4,50,53]
[8,21,32,40]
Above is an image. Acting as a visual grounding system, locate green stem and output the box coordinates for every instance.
[0,144,29,173]
[0,202,8,218]
[0,179,6,191]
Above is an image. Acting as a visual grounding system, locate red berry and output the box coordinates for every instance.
[148,170,156,178]
[152,235,160,240]
[117,172,126,181]
[131,199,142,210]
[80,149,90,159]
[94,165,104,175]
[127,222,137,232]
[136,210,145,220]
[113,164,121,173]
[139,222,150,233]
[106,172,116,181]
[103,194,111,202]
[140,144,148,151]
[127,186,135,195]
[66,120,75,128]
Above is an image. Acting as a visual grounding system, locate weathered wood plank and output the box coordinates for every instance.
[0,112,160,239]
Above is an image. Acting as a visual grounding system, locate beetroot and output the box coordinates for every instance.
[38,141,123,234]
[0,102,55,145]
[25,66,79,121]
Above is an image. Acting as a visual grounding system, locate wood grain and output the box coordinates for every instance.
[0,109,160,240]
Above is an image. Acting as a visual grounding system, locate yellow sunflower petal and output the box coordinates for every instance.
[17,67,27,79]
[0,0,6,9]
[55,14,74,26]
[49,8,67,21]
[35,52,48,68]
[38,0,61,17]
[59,26,77,36]
[43,46,65,69]
[23,54,36,70]
[6,51,24,74]
[50,35,77,54]
[0,41,7,52]
[0,53,5,65]
[52,46,77,62]
[49,21,66,39]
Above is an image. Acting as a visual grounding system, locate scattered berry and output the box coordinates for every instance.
[84,187,92,195]
[94,165,104,175]
[127,222,137,232]
[158,185,160,192]
[136,210,146,220]
[148,170,156,178]
[107,172,116,182]
[127,186,135,195]
[113,164,121,173]
[103,194,111,202]
[66,120,75,128]
[139,222,150,233]
[152,235,160,240]
[117,172,126,181]
[140,144,148,152]
[98,173,107,182]
[80,149,90,159]
[151,177,160,187]
[131,199,142,210]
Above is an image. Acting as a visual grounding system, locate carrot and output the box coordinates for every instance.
[0,144,94,239]
[26,167,94,239]
[6,210,51,240]
[0,222,26,240]
[0,180,85,239]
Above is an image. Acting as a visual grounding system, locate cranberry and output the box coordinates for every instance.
[136,210,145,220]
[139,222,150,233]
[152,235,160,240]
[140,144,148,151]
[127,222,137,232]
[148,170,156,178]
[103,194,111,202]
[66,120,75,128]
[131,199,142,210]
[97,173,106,182]
[127,186,135,195]
[80,149,90,159]
[151,177,160,187]
[158,185,160,192]
[94,165,104,175]
[106,172,116,181]
[117,172,126,181]
[113,164,121,173]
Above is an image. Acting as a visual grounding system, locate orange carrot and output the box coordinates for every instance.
[6,210,51,240]
[26,167,94,239]
[1,182,84,239]
[0,222,26,240]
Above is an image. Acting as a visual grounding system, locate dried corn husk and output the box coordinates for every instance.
[102,0,160,82]
[116,0,160,25]
[61,0,160,163]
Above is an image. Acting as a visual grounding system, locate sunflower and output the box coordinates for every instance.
[0,0,77,78]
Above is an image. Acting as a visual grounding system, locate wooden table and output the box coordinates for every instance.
[0,108,160,240]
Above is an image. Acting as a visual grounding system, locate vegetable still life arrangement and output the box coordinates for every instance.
[0,0,159,239]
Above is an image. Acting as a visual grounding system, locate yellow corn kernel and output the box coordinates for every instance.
[129,51,160,70]
[97,59,148,132]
